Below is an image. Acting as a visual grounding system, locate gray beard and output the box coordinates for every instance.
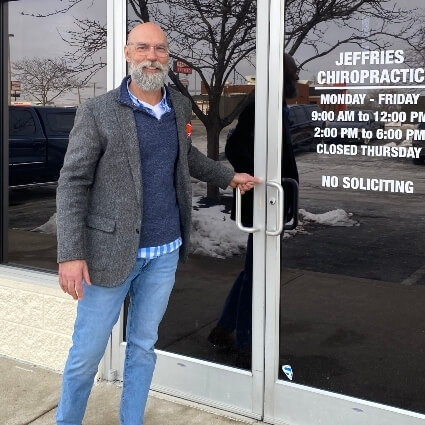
[129,60,168,92]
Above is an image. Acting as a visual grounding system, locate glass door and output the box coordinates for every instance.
[110,0,273,418]
[265,0,425,424]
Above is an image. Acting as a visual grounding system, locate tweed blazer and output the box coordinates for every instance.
[56,85,234,287]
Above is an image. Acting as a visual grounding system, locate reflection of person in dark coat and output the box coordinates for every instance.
[208,54,299,367]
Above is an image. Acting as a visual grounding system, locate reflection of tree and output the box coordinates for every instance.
[285,0,421,69]
[22,1,106,85]
[12,58,79,106]
[407,11,425,68]
[149,0,257,199]
[58,18,107,81]
[27,0,424,198]
[28,0,255,199]
[23,0,84,17]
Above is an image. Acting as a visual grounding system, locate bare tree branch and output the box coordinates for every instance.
[24,0,425,198]
[12,57,80,105]
[285,0,422,69]
[21,0,87,18]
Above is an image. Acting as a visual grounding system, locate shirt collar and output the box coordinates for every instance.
[126,77,171,116]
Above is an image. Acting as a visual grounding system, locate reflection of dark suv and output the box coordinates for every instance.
[288,104,325,152]
[9,106,76,186]
[413,122,425,164]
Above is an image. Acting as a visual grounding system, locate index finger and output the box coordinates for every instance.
[74,279,84,300]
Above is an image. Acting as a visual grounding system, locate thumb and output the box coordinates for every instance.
[248,175,262,184]
[83,263,92,285]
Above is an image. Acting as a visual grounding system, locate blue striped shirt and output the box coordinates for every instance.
[127,79,171,119]
[137,237,182,259]
[127,79,182,259]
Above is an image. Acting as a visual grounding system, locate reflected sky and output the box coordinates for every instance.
[289,0,425,80]
[8,0,425,100]
[9,0,107,105]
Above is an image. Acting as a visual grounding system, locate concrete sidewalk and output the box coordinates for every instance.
[1,356,264,425]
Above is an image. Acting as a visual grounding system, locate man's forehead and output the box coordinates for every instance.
[128,23,167,43]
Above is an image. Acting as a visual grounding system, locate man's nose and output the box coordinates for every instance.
[146,46,157,61]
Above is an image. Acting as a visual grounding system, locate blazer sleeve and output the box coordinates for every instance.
[56,101,103,263]
[187,144,235,189]
[179,96,234,189]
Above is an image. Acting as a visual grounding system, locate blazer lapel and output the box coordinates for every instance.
[113,102,142,204]
[169,90,188,160]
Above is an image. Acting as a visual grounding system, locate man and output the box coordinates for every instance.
[208,54,299,368]
[56,22,259,425]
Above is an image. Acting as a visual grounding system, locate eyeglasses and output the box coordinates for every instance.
[127,42,169,57]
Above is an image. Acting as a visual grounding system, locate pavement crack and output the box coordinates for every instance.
[24,404,58,424]
[281,272,305,286]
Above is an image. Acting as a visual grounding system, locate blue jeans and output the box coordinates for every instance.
[56,249,179,425]
[217,234,253,349]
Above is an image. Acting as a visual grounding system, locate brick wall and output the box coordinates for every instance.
[0,267,76,371]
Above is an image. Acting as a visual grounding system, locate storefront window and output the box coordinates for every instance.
[7,0,107,270]
[280,0,425,414]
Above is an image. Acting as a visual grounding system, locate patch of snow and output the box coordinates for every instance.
[31,213,57,234]
[282,224,309,240]
[32,196,359,258]
[190,196,247,258]
[299,208,359,227]
[192,180,207,197]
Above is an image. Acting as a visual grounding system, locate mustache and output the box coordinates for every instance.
[134,60,168,71]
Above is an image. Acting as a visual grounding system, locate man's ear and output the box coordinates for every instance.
[124,46,130,62]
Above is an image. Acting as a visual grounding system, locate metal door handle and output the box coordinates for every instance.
[236,187,260,233]
[266,181,284,236]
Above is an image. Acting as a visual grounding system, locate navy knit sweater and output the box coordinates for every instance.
[133,107,181,248]
[118,80,181,249]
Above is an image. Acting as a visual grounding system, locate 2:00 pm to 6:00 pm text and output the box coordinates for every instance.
[314,127,425,141]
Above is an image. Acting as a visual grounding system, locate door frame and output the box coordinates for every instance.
[1,0,9,263]
[107,0,272,419]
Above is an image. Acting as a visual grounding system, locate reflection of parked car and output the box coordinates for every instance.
[326,109,382,144]
[288,104,325,152]
[413,121,425,164]
[9,106,76,187]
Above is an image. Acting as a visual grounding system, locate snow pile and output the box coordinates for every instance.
[31,200,359,258]
[190,196,247,258]
[299,208,359,227]
[282,225,308,240]
[31,213,57,234]
[192,180,207,197]
[400,139,412,147]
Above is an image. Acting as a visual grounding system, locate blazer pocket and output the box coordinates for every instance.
[84,214,117,271]
[85,214,116,233]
